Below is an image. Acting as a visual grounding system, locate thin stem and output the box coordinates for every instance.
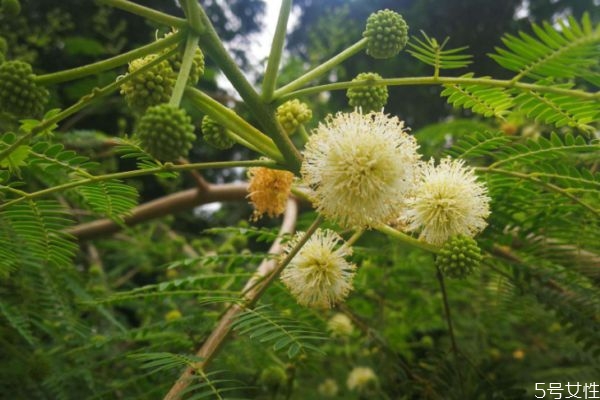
[477,166,599,216]
[277,75,600,103]
[180,0,205,33]
[296,125,310,144]
[0,47,179,162]
[185,87,284,162]
[0,159,276,210]
[261,0,292,101]
[436,266,465,396]
[97,0,186,28]
[272,38,368,100]
[346,230,364,246]
[186,1,302,172]
[35,31,183,85]
[376,224,441,254]
[169,33,198,107]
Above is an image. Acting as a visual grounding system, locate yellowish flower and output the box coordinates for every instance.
[318,378,339,397]
[280,229,356,308]
[404,157,490,245]
[247,167,294,221]
[327,313,354,337]
[346,366,377,392]
[301,110,421,228]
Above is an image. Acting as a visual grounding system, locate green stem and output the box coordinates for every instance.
[185,87,284,163]
[376,224,441,254]
[185,1,302,172]
[272,38,368,100]
[35,31,183,85]
[277,75,600,103]
[169,33,198,107]
[346,230,364,246]
[261,0,292,101]
[0,48,179,162]
[0,159,276,210]
[97,0,186,28]
[296,125,310,144]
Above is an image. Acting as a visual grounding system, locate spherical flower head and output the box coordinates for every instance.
[301,110,421,229]
[0,60,49,118]
[346,366,377,392]
[2,0,21,17]
[327,313,354,337]
[318,378,339,397]
[164,309,182,322]
[260,365,287,390]
[162,31,205,85]
[404,157,491,245]
[247,167,294,221]
[201,115,235,149]
[135,104,196,162]
[280,229,356,309]
[120,54,176,113]
[347,72,389,112]
[276,99,312,134]
[363,9,408,59]
[436,234,482,278]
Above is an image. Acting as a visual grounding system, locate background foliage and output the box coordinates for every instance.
[0,1,599,399]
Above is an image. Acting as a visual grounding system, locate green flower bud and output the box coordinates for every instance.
[135,104,196,162]
[260,365,287,391]
[2,0,21,17]
[201,115,235,150]
[120,54,176,113]
[346,72,388,112]
[161,31,205,85]
[0,61,49,118]
[363,9,409,59]
[435,235,482,279]
[276,99,312,134]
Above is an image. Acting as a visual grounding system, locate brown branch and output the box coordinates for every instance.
[67,182,248,241]
[163,199,299,400]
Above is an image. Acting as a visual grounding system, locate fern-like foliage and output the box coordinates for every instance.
[77,179,138,222]
[129,352,204,374]
[490,13,600,83]
[114,138,178,179]
[441,73,513,118]
[28,141,98,177]
[512,84,600,130]
[232,304,327,358]
[0,199,76,273]
[407,31,472,72]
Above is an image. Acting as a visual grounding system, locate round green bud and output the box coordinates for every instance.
[260,365,287,390]
[0,37,7,55]
[2,0,21,16]
[120,54,176,113]
[435,235,482,279]
[276,99,312,134]
[168,47,205,86]
[135,104,196,162]
[0,61,49,118]
[346,72,388,112]
[201,115,235,150]
[363,9,408,59]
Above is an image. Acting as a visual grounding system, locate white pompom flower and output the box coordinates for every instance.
[280,229,356,309]
[346,366,377,392]
[404,157,491,245]
[301,110,421,228]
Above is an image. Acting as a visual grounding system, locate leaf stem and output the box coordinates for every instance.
[376,224,441,254]
[35,31,183,85]
[0,159,276,210]
[169,32,198,107]
[261,0,292,101]
[273,38,368,100]
[185,87,285,163]
[184,1,302,172]
[277,75,600,103]
[97,0,186,28]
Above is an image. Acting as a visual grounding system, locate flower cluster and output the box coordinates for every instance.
[280,229,356,309]
[247,167,294,221]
